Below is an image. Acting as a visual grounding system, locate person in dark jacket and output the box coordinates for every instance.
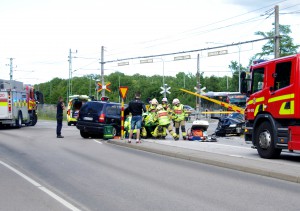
[127,91,146,143]
[56,96,65,138]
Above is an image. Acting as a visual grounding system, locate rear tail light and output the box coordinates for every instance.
[67,109,70,115]
[99,113,105,123]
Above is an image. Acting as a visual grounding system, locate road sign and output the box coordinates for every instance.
[160,86,171,94]
[140,59,153,64]
[174,55,191,61]
[97,82,102,92]
[119,86,128,99]
[208,50,228,57]
[97,82,111,92]
[105,82,111,92]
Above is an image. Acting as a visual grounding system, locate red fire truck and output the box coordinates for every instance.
[0,79,40,128]
[241,53,300,158]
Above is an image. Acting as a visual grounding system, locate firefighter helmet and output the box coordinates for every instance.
[151,98,158,105]
[172,98,180,105]
[156,104,163,110]
[162,97,168,102]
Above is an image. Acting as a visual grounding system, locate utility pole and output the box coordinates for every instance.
[238,44,241,93]
[196,54,201,119]
[68,49,77,102]
[68,49,72,102]
[9,58,14,80]
[274,5,280,58]
[101,46,105,97]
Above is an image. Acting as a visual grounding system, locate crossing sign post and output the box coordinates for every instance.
[119,86,129,139]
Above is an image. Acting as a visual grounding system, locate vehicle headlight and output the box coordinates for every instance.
[229,124,237,127]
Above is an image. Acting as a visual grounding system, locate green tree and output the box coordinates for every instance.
[228,61,248,92]
[254,24,299,59]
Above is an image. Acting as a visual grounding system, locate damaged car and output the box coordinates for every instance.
[213,112,245,137]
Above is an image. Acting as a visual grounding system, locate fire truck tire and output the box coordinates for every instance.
[80,130,90,139]
[255,121,282,159]
[31,113,38,126]
[16,112,22,128]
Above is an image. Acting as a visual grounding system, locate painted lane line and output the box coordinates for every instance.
[0,160,81,211]
[229,154,243,158]
[93,139,103,144]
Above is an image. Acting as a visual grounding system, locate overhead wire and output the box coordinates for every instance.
[105,1,286,58]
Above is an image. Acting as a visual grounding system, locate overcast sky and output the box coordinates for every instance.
[0,0,299,85]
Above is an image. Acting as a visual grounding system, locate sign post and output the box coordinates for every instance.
[119,86,129,139]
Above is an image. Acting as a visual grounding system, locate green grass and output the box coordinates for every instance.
[37,104,67,121]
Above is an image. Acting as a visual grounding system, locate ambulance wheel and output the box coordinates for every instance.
[68,122,72,126]
[255,121,282,159]
[16,112,22,128]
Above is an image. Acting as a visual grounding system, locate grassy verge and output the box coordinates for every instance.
[37,104,67,121]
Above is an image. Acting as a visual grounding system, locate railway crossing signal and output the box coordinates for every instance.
[160,85,171,95]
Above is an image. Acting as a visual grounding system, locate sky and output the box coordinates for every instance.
[0,0,299,85]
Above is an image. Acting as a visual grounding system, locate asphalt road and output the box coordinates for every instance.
[1,120,300,210]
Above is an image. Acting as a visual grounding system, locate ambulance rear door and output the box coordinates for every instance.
[0,92,9,119]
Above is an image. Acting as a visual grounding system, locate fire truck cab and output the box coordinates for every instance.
[0,79,38,128]
[241,54,300,158]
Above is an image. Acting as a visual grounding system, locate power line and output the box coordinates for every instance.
[105,37,272,64]
[106,1,286,56]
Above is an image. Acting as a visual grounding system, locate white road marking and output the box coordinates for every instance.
[93,139,103,144]
[0,160,81,211]
[229,154,243,158]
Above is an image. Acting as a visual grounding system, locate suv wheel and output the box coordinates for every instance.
[80,130,90,138]
[112,127,117,136]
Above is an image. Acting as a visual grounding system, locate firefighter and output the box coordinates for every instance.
[161,97,171,111]
[152,104,179,140]
[143,107,158,138]
[172,98,187,140]
[148,98,158,112]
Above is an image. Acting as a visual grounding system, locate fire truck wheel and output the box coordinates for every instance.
[16,112,22,128]
[255,121,282,159]
[31,113,38,126]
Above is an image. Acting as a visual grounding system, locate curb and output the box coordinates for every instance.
[107,139,300,184]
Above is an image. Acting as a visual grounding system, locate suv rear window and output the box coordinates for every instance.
[80,102,104,114]
[105,104,121,116]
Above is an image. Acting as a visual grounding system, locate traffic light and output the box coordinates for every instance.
[101,96,109,101]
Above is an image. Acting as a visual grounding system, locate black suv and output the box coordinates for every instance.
[76,101,124,138]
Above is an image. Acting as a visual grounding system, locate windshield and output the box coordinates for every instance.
[228,95,246,107]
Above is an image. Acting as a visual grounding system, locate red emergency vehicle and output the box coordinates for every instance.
[0,79,41,127]
[241,53,300,158]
